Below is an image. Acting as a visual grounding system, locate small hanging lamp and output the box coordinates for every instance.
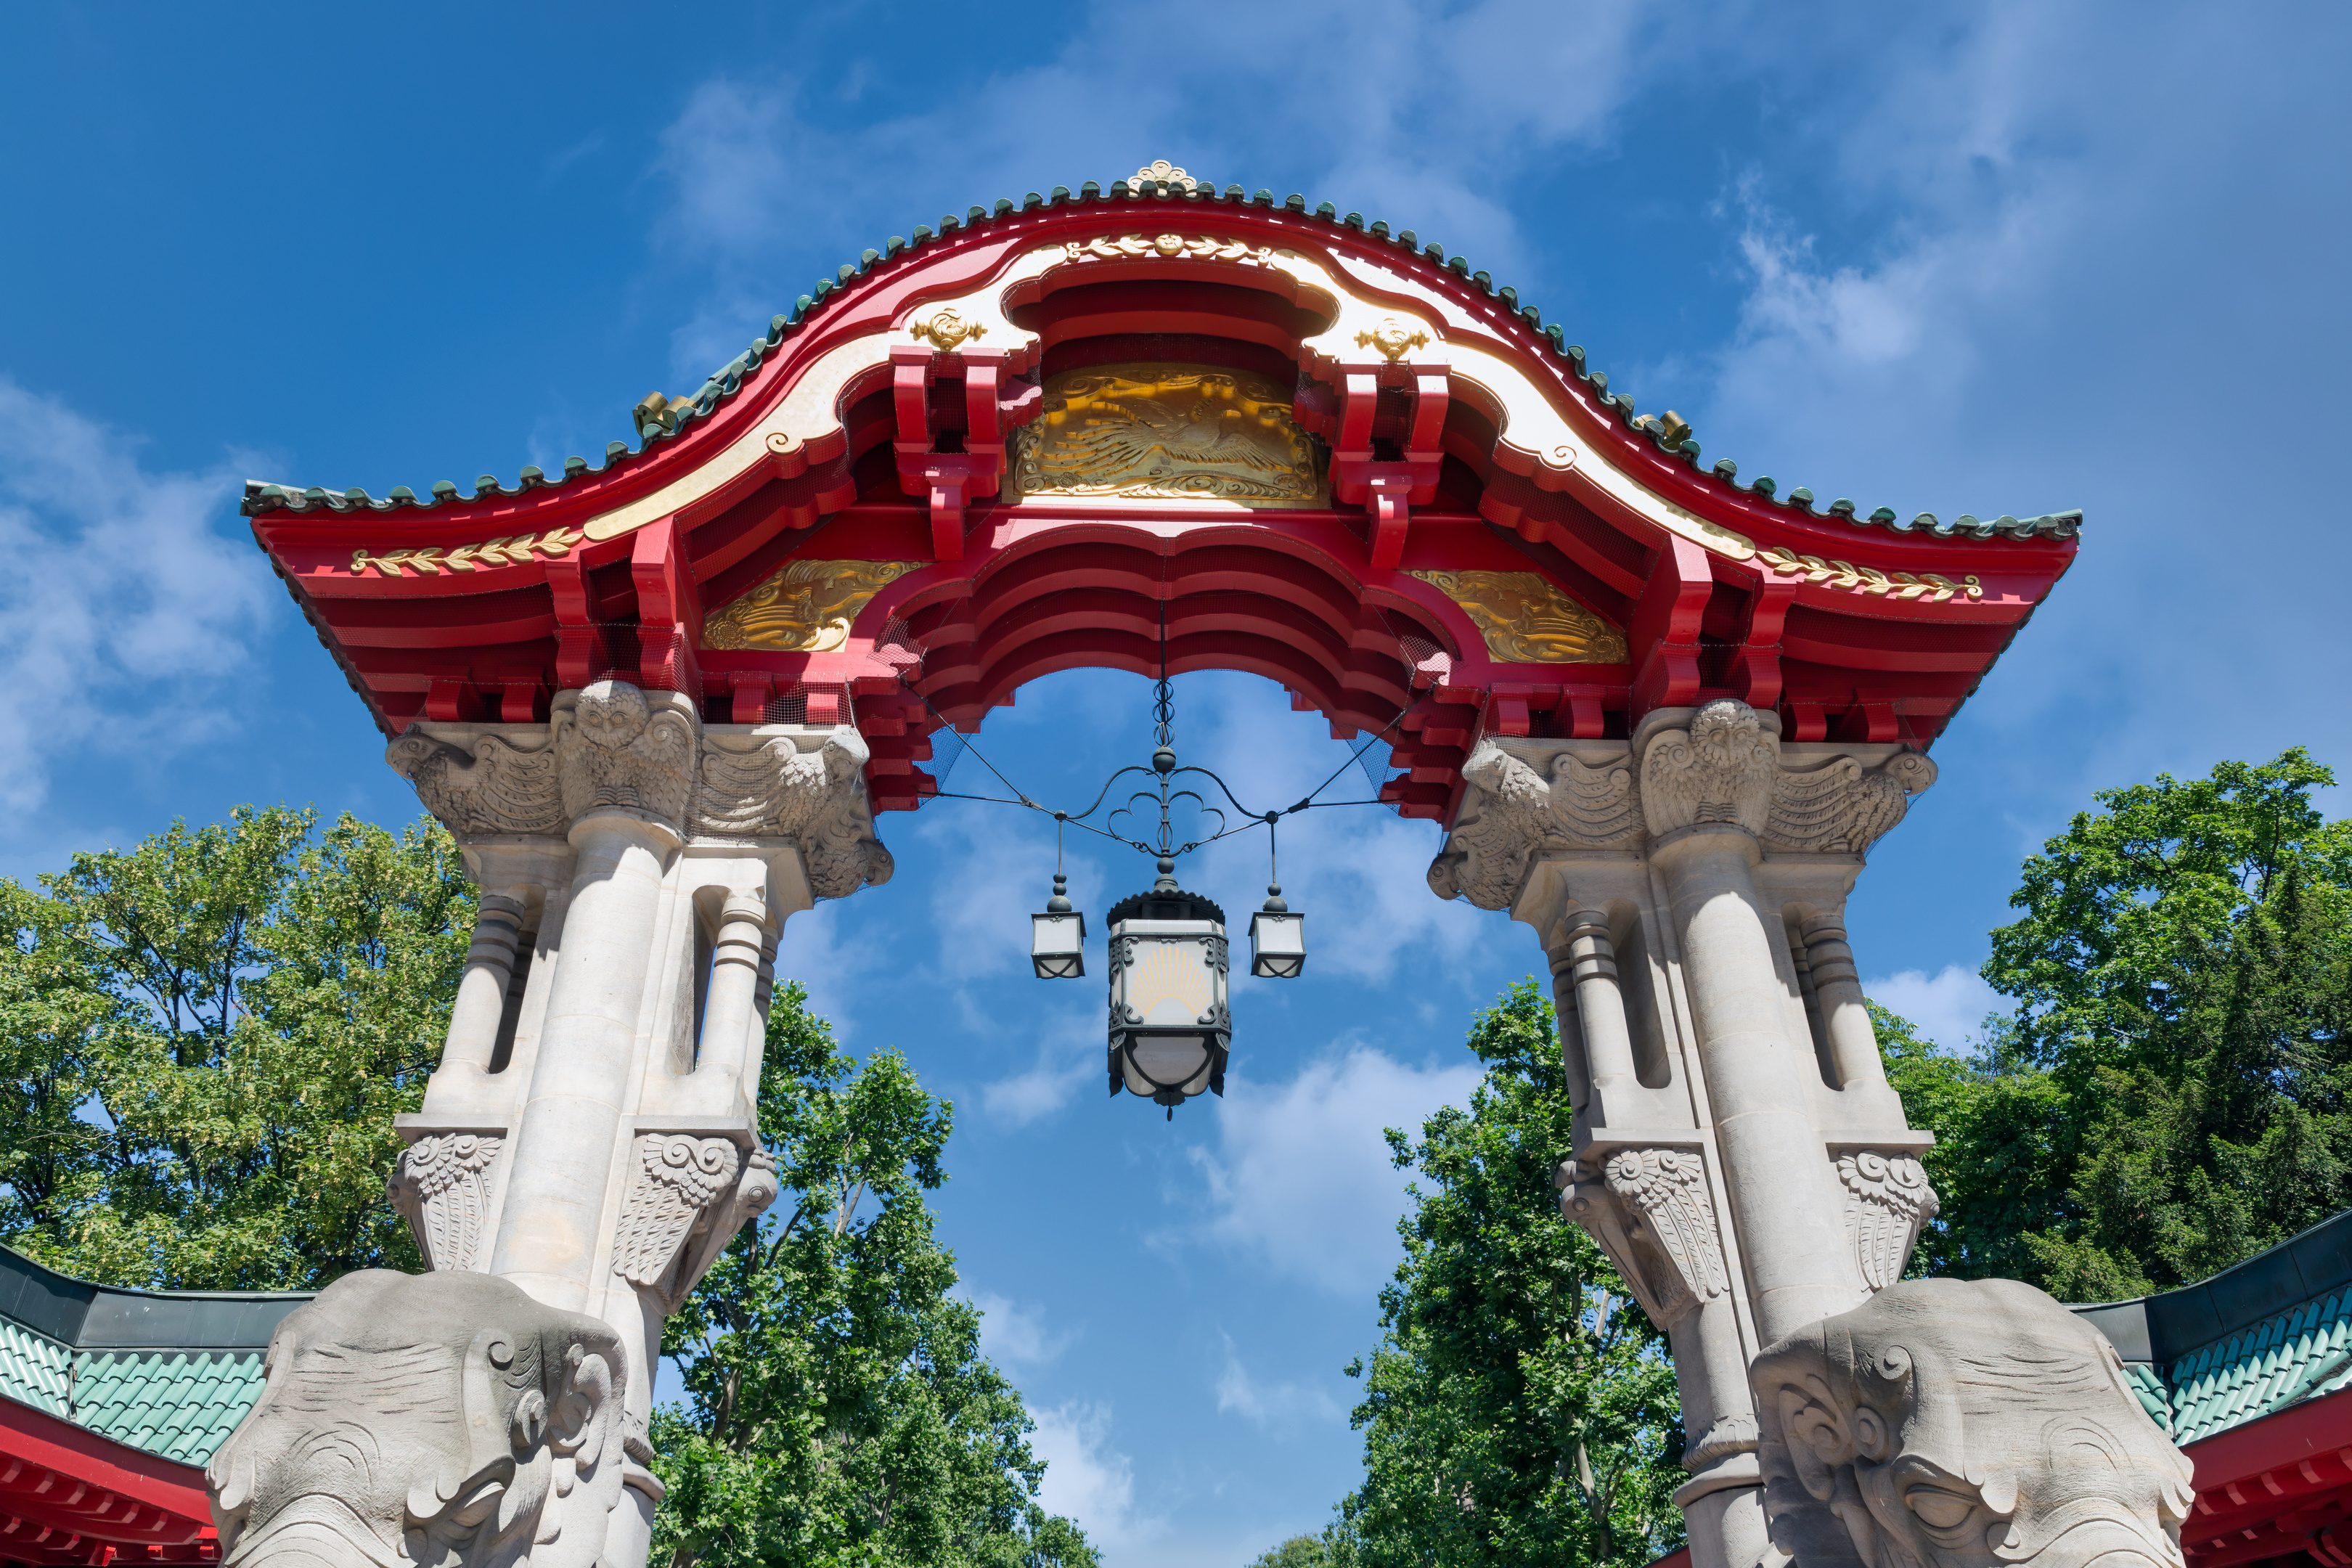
[1247,812,1305,979]
[1030,816,1085,979]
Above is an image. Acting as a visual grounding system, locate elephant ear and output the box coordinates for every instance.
[1753,1336,1874,1568]
[550,1341,616,1468]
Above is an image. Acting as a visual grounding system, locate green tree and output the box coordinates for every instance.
[1879,750,2352,1299]
[651,984,1096,1568]
[1335,979,1683,1568]
[0,805,471,1288]
[1247,1534,1347,1568]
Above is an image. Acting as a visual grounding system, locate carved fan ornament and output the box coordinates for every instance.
[702,560,920,652]
[1405,569,1628,664]
[1010,365,1323,506]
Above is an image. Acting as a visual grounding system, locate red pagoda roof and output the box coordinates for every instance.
[246,167,2078,821]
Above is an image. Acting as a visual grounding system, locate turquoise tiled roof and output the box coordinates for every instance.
[73,1349,269,1466]
[2121,1360,2171,1434]
[0,1318,72,1416]
[2164,1289,2352,1444]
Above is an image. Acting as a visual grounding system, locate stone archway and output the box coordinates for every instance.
[225,166,2152,1568]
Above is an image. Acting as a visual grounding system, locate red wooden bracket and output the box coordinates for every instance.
[1630,537,1714,714]
[631,517,704,696]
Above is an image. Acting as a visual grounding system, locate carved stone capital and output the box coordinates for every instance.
[1639,699,1781,838]
[1765,749,1937,855]
[1428,739,1643,910]
[388,729,563,838]
[1837,1150,1940,1292]
[1561,1146,1728,1328]
[388,1131,505,1273]
[554,680,698,834]
[611,1134,779,1312]
[1753,1278,2194,1568]
[692,728,895,898]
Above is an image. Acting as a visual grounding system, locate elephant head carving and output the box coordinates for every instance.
[1751,1277,2194,1568]
[207,1270,629,1568]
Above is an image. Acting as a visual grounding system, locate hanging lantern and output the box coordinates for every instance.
[1106,865,1230,1114]
[1249,883,1306,979]
[1031,873,1085,979]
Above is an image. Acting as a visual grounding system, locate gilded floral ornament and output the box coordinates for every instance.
[1063,233,1275,266]
[1405,569,1628,663]
[349,526,581,577]
[1011,365,1322,506]
[909,308,987,350]
[702,560,920,652]
[1355,318,1432,362]
[1760,545,1983,603]
[1125,159,1199,193]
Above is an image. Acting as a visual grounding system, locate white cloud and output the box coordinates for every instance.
[965,1289,1075,1369]
[1865,964,2007,1055]
[0,378,271,817]
[1193,1046,1481,1296]
[1030,1401,1161,1552]
[980,1005,1103,1127]
[1214,1334,1341,1429]
[648,0,1671,375]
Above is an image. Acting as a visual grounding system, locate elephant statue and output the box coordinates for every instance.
[208,1269,632,1568]
[1751,1276,2194,1568]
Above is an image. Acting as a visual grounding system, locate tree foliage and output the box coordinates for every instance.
[1880,750,2352,1300]
[1331,979,1683,1568]
[651,984,1096,1568]
[0,805,471,1288]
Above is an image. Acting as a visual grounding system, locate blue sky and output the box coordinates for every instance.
[4,2,2349,1561]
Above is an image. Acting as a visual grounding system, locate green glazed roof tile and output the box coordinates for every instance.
[2122,1362,2171,1433]
[71,1349,267,1466]
[0,1320,73,1416]
[2162,1284,2352,1445]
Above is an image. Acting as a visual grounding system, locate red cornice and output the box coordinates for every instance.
[2182,1383,2352,1568]
[0,1395,218,1564]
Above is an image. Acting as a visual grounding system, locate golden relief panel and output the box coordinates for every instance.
[1405,569,1628,664]
[702,560,920,653]
[1010,364,1325,507]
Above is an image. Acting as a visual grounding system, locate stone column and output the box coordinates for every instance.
[1797,910,1886,1092]
[487,683,697,1312]
[1640,703,1866,1344]
[1557,907,1640,1094]
[695,889,777,1095]
[438,890,529,1077]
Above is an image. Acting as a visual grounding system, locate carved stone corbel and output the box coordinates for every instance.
[610,1135,780,1312]
[1428,739,1643,910]
[388,1131,505,1273]
[1836,1150,1940,1291]
[1763,751,1937,855]
[1561,1146,1729,1329]
[554,681,698,835]
[692,728,894,897]
[388,730,565,838]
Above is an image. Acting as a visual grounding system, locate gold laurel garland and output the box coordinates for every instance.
[350,526,583,578]
[1062,234,1275,266]
[1759,545,1983,603]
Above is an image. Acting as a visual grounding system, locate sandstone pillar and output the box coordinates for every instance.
[246,679,898,1568]
[1429,700,1942,1568]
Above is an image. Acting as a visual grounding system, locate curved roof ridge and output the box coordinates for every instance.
[241,175,2081,542]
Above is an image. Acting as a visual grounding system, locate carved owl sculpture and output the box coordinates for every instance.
[553,681,696,830]
[1641,698,1781,838]
[1752,1277,2194,1568]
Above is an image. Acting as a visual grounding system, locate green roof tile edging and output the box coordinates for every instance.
[239,176,2080,545]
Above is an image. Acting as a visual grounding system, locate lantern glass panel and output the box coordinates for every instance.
[1249,910,1306,979]
[1031,911,1085,979]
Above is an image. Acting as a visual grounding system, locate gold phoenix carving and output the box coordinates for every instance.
[1759,545,1983,603]
[1063,233,1275,267]
[1126,159,1199,193]
[1011,364,1323,507]
[703,560,920,652]
[910,309,986,350]
[1356,319,1432,362]
[1406,569,1629,664]
[350,526,581,578]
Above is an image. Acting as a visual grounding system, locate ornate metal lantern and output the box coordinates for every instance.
[1031,873,1085,979]
[1106,867,1230,1113]
[1249,884,1305,979]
